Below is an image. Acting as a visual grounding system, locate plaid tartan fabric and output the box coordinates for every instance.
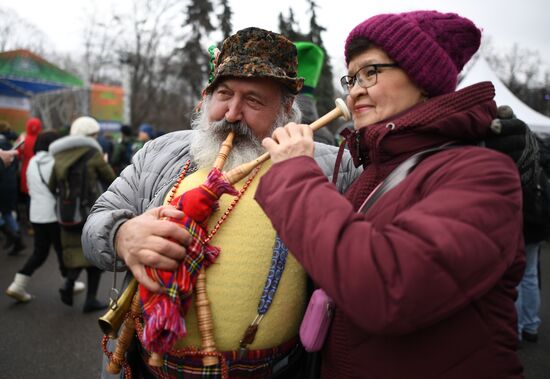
[141,214,220,353]
[137,335,301,379]
[171,213,220,309]
[138,166,237,359]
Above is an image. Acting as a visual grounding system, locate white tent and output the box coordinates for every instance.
[457,57,550,134]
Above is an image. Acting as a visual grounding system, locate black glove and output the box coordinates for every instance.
[484,105,537,183]
[485,105,533,164]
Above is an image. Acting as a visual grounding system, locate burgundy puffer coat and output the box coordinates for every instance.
[256,82,525,379]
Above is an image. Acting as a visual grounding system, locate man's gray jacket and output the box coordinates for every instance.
[82,130,360,271]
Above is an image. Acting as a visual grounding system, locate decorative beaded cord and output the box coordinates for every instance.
[165,160,262,244]
[135,159,262,377]
[166,159,291,361]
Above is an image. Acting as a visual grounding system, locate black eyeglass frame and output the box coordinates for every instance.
[340,63,399,93]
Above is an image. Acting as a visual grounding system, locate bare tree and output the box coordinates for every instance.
[0,7,49,54]
[80,4,123,85]
[81,0,189,130]
[482,38,549,116]
[122,0,187,130]
[218,0,233,41]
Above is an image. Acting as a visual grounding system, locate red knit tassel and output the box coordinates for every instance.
[142,291,187,353]
[204,168,238,197]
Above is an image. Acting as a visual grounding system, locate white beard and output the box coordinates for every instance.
[190,97,301,171]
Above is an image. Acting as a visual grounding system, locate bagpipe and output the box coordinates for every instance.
[99,98,351,375]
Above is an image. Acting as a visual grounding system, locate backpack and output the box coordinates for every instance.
[523,135,550,241]
[478,115,550,243]
[55,148,97,229]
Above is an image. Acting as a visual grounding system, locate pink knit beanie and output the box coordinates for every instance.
[344,11,481,97]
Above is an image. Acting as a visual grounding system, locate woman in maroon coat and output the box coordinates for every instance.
[256,10,525,379]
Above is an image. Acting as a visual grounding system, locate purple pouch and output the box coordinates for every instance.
[299,288,335,352]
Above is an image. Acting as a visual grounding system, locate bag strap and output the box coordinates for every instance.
[36,162,49,187]
[358,142,461,214]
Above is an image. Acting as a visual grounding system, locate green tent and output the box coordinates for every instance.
[0,49,83,97]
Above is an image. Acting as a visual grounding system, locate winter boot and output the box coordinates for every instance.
[60,276,86,296]
[59,278,75,306]
[6,273,32,302]
[7,232,25,256]
[73,281,86,295]
[82,267,108,313]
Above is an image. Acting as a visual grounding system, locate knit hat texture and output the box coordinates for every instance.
[204,27,304,95]
[70,116,100,136]
[344,10,481,96]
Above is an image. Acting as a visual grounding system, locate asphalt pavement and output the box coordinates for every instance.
[0,231,549,378]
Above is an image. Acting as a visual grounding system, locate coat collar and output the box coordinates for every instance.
[344,82,497,168]
[48,135,102,156]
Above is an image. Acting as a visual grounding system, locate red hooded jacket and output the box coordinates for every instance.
[256,83,525,378]
[19,117,42,193]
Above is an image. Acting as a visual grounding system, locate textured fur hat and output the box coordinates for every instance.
[204,27,304,94]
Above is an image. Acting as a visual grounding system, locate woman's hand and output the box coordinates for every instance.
[262,123,314,163]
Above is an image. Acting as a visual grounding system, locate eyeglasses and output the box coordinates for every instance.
[340,63,399,94]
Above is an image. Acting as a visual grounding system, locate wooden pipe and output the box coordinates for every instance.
[195,267,218,366]
[193,132,236,366]
[213,131,235,170]
[223,98,351,184]
[106,291,141,374]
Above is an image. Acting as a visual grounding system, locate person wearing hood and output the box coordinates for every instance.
[16,117,43,236]
[18,117,42,194]
[6,130,86,302]
[257,10,524,378]
[49,116,116,313]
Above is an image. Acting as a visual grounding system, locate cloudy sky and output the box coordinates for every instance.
[3,0,550,77]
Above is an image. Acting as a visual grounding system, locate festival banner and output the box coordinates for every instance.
[90,84,124,123]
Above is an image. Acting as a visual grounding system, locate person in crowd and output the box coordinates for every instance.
[294,41,336,145]
[82,27,358,378]
[0,121,25,255]
[6,130,86,302]
[516,242,542,345]
[17,117,42,194]
[97,130,115,163]
[256,10,525,378]
[17,118,43,235]
[513,128,550,345]
[131,123,156,155]
[49,116,116,313]
[110,124,135,175]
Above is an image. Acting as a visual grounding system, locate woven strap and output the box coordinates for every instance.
[358,142,461,214]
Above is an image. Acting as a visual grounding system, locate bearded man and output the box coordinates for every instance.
[83,27,358,379]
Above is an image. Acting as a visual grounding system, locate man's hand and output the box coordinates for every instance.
[485,105,536,181]
[485,105,529,163]
[115,205,191,292]
[262,123,314,163]
[0,150,18,167]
